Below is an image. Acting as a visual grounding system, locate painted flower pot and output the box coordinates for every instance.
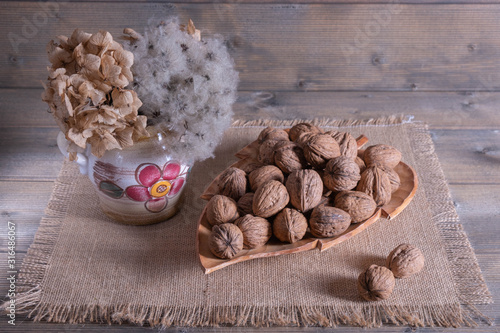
[57,130,191,225]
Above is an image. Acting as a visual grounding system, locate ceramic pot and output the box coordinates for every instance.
[57,130,191,225]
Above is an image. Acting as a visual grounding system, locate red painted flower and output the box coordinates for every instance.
[125,161,188,213]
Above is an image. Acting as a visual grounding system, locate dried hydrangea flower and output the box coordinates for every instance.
[123,18,239,164]
[42,29,148,159]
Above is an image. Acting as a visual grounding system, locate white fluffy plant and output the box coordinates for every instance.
[123,18,239,164]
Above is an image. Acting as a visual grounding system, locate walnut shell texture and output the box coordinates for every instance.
[249,165,284,192]
[289,123,323,141]
[273,208,308,243]
[379,165,401,193]
[209,223,244,259]
[334,191,377,223]
[357,166,392,206]
[217,167,247,201]
[274,142,308,174]
[294,132,316,148]
[286,169,323,213]
[309,205,351,238]
[357,265,395,301]
[253,180,290,218]
[364,144,402,169]
[355,156,366,174]
[258,127,290,143]
[206,195,239,226]
[386,244,425,278]
[328,131,358,160]
[237,192,254,216]
[303,133,341,169]
[323,156,361,192]
[235,214,272,249]
[258,139,279,165]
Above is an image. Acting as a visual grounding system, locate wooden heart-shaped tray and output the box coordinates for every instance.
[197,135,418,274]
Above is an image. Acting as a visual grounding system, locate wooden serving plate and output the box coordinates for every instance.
[197,135,418,274]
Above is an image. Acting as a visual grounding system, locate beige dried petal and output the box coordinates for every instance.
[79,81,106,106]
[67,127,92,149]
[123,28,142,40]
[46,41,73,68]
[132,115,150,140]
[87,30,113,55]
[114,127,134,149]
[111,89,142,116]
[101,55,129,87]
[68,28,92,48]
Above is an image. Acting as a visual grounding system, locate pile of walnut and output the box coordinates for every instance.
[358,243,425,301]
[207,123,403,260]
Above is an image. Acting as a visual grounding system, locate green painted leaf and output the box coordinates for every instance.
[99,181,124,199]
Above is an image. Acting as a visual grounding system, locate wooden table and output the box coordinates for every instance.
[0,1,499,332]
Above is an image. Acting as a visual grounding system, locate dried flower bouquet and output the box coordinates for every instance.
[42,18,239,164]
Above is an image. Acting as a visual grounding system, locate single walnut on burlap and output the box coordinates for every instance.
[258,127,290,143]
[273,208,308,243]
[289,122,323,142]
[386,244,425,278]
[357,166,392,206]
[334,191,377,223]
[209,223,244,259]
[206,195,239,226]
[358,265,396,301]
[286,169,323,213]
[248,165,284,192]
[235,215,272,249]
[217,167,247,201]
[309,205,351,238]
[303,134,341,169]
[323,156,361,192]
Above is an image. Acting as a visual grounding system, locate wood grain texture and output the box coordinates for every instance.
[3,89,500,130]
[4,3,500,91]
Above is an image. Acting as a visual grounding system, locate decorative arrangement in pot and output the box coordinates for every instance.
[42,18,239,225]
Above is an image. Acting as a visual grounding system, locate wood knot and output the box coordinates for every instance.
[410,83,418,91]
[468,44,477,52]
[371,55,386,66]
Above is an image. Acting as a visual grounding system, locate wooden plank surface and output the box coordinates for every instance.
[4,3,500,91]
[4,89,500,130]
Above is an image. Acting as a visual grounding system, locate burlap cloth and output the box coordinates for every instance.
[11,117,493,328]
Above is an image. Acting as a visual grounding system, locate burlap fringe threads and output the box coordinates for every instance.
[3,115,493,328]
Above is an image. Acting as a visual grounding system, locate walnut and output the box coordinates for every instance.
[289,122,323,141]
[258,139,279,165]
[253,180,290,218]
[206,195,239,226]
[217,167,247,201]
[334,191,377,223]
[237,192,254,215]
[294,132,316,148]
[357,265,395,301]
[379,165,401,193]
[248,165,284,192]
[209,223,244,259]
[286,169,323,213]
[258,127,290,143]
[323,156,361,192]
[386,244,425,278]
[303,133,341,169]
[364,144,402,169]
[357,166,392,206]
[309,205,351,238]
[238,160,265,174]
[327,131,358,160]
[274,142,307,174]
[355,156,366,174]
[273,208,308,243]
[235,214,272,249]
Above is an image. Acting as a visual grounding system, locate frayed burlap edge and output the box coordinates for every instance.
[4,115,493,328]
